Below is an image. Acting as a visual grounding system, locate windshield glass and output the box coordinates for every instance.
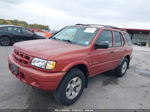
[51,26,99,46]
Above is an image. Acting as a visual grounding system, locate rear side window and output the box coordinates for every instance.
[13,27,22,34]
[96,30,113,47]
[124,32,132,45]
[114,31,125,47]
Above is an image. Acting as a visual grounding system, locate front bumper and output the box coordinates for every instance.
[8,55,66,91]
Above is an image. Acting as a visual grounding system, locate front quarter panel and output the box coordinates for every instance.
[50,49,91,73]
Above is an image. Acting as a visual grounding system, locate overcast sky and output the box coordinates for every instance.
[0,0,150,30]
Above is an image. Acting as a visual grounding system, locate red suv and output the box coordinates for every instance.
[8,24,133,105]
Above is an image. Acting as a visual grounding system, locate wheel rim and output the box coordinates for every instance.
[122,61,127,74]
[0,37,10,45]
[66,77,82,100]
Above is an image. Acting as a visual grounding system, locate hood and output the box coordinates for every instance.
[14,39,86,59]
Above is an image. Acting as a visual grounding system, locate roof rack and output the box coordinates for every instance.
[75,24,120,29]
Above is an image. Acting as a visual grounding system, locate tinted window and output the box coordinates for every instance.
[114,32,124,47]
[7,27,22,34]
[0,27,7,31]
[124,32,132,45]
[96,30,113,47]
[13,27,22,34]
[22,28,33,35]
[7,27,13,32]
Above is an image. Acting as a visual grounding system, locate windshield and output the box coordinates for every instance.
[51,26,99,46]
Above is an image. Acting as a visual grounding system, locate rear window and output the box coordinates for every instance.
[124,32,132,45]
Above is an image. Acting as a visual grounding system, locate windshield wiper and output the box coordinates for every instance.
[61,39,72,43]
[51,37,57,40]
[52,37,62,41]
[52,38,74,44]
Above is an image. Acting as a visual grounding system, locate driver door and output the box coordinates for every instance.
[90,30,116,76]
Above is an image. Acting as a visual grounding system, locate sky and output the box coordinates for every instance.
[0,0,150,30]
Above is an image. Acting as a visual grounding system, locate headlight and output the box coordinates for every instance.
[31,58,56,70]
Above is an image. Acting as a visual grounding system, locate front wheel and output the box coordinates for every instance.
[53,68,85,106]
[115,58,128,77]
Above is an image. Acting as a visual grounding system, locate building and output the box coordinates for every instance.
[123,28,150,45]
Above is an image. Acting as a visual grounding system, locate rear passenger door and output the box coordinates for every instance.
[113,31,125,65]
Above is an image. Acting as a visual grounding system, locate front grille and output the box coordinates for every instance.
[13,49,32,65]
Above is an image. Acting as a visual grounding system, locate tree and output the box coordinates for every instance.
[0,19,50,30]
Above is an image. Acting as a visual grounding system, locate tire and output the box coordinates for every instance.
[53,68,85,106]
[115,58,128,77]
[0,36,11,46]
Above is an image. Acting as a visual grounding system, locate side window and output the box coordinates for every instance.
[114,32,125,47]
[13,27,22,34]
[96,30,113,47]
[7,27,13,32]
[7,27,22,34]
[124,32,132,45]
[22,28,33,35]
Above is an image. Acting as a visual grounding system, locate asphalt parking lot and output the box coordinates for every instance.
[0,45,150,110]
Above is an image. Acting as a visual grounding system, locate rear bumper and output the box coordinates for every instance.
[8,55,66,91]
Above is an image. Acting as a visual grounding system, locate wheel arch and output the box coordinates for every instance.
[125,55,130,69]
[124,55,130,69]
[118,54,131,69]
[61,62,89,88]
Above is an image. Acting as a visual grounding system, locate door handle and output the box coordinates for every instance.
[124,49,127,52]
[110,51,114,54]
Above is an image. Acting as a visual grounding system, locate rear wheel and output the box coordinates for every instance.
[115,58,128,77]
[53,68,85,106]
[0,36,11,46]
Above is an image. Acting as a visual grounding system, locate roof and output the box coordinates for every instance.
[0,24,23,28]
[75,24,150,32]
[75,24,120,29]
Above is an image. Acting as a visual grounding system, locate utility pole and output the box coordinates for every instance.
[148,32,150,47]
[43,10,46,25]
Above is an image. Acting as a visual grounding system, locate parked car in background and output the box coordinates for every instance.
[8,24,133,105]
[0,25,45,46]
[134,41,146,46]
[35,31,53,38]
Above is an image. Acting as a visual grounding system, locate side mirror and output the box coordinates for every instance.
[94,42,109,49]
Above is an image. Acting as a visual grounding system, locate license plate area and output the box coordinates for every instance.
[10,64,19,75]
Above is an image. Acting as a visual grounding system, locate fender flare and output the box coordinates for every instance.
[61,61,90,88]
[118,55,130,69]
[62,61,90,73]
